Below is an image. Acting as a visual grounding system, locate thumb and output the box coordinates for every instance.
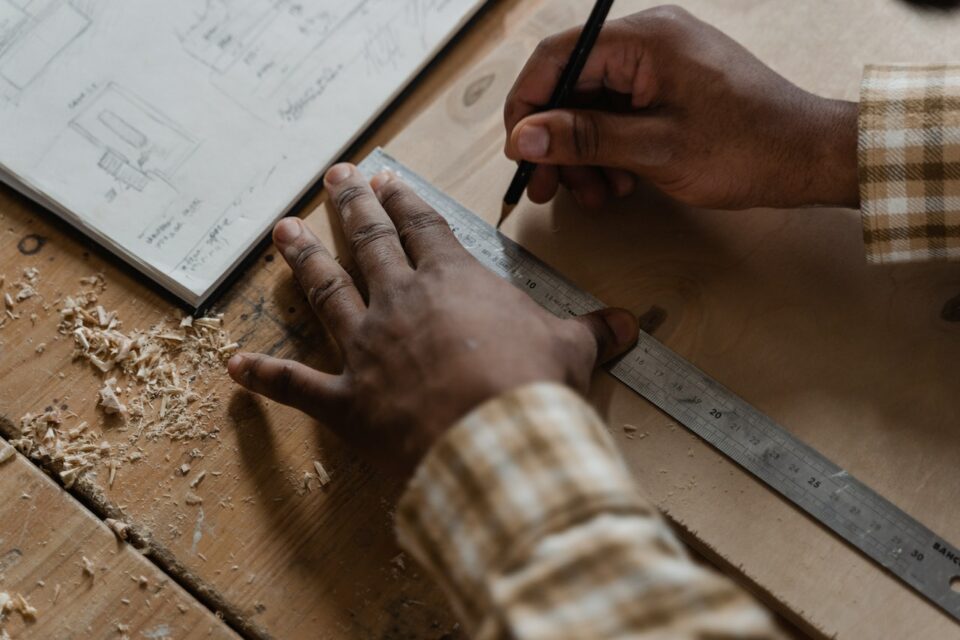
[508,109,652,168]
[573,307,639,365]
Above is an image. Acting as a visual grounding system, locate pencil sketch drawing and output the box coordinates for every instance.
[69,82,198,192]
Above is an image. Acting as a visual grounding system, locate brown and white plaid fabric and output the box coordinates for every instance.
[859,64,960,263]
[396,383,784,639]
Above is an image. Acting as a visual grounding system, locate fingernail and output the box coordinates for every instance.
[227,354,244,376]
[603,309,638,346]
[274,218,302,245]
[369,170,393,192]
[517,124,550,159]
[326,163,353,184]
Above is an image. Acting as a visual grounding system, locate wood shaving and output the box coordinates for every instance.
[14,272,237,489]
[14,594,36,621]
[98,378,127,415]
[313,460,331,487]
[189,470,206,489]
[177,463,191,476]
[105,518,130,541]
[81,556,94,577]
[137,575,148,589]
[184,491,203,506]
[34,342,45,354]
[1,592,37,624]
[0,442,14,465]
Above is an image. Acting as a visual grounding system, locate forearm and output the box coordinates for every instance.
[396,383,786,639]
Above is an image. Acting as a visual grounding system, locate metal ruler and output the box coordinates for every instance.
[358,148,960,623]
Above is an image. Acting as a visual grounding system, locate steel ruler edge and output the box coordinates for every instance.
[358,147,960,622]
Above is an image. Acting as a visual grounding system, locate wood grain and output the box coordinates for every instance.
[0,448,240,639]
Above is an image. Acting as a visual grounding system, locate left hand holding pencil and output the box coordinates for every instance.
[503,5,859,211]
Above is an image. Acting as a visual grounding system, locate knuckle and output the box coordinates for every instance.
[293,242,329,272]
[307,275,354,313]
[274,362,294,397]
[349,222,398,253]
[377,181,406,210]
[334,185,370,213]
[395,209,448,243]
[571,112,601,161]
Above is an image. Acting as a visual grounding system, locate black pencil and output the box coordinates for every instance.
[497,0,614,229]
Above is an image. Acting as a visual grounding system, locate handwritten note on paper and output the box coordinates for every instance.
[0,0,483,305]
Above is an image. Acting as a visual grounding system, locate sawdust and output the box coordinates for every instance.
[11,271,238,490]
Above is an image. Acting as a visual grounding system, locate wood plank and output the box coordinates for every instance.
[369,1,960,638]
[0,2,536,639]
[0,443,240,639]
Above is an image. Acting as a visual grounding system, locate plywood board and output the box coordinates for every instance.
[0,445,239,639]
[369,1,960,638]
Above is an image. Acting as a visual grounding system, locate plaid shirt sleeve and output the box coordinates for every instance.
[859,64,960,263]
[396,382,785,639]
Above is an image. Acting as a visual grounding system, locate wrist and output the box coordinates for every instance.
[792,97,860,208]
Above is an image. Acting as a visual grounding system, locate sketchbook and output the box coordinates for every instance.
[0,0,484,306]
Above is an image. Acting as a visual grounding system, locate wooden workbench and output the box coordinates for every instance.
[2,1,960,639]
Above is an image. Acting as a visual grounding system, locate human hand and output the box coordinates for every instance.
[503,5,859,211]
[227,163,639,477]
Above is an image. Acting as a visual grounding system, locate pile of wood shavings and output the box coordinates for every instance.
[0,267,41,328]
[13,273,239,489]
[58,274,238,441]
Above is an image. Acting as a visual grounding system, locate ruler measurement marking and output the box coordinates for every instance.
[358,149,960,622]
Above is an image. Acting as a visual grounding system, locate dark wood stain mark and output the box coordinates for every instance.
[638,305,668,335]
[17,233,46,255]
[463,72,495,107]
[0,548,23,573]
[941,292,960,322]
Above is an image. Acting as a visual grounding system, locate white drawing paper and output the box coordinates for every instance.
[0,0,483,305]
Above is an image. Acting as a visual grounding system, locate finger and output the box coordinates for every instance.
[559,166,610,209]
[325,163,411,287]
[603,168,637,198]
[571,307,639,365]
[503,19,657,138]
[228,353,346,418]
[508,109,669,170]
[368,171,466,267]
[526,164,560,204]
[274,217,365,337]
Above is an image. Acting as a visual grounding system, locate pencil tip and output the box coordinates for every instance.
[496,202,515,230]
